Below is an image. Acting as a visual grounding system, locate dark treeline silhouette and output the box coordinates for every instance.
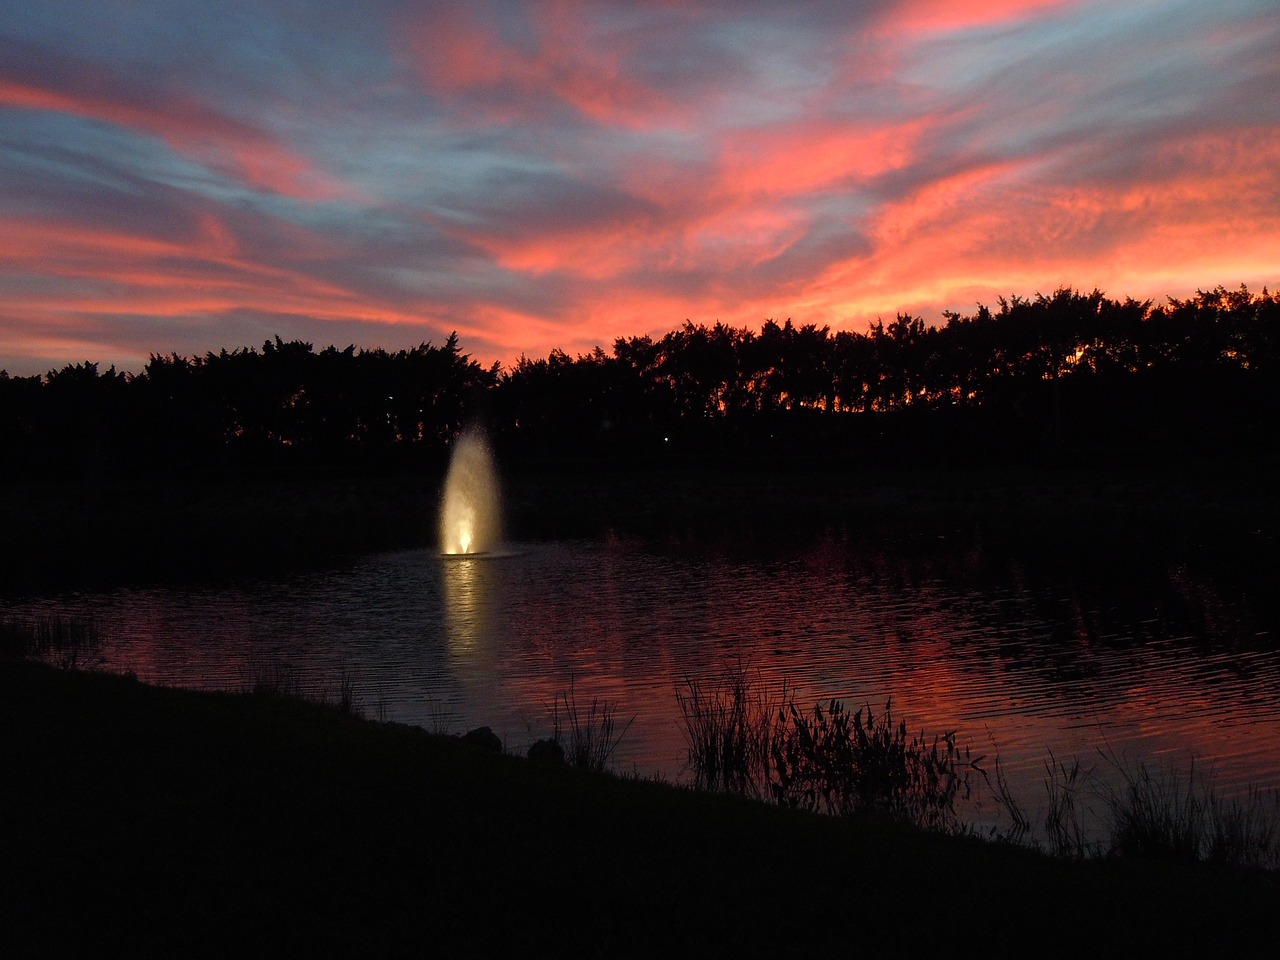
[3,284,1278,478]
[1,334,498,478]
[492,284,1280,468]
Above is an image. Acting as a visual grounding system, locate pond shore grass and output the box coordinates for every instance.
[3,660,1277,956]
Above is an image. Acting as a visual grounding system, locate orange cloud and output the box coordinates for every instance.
[805,125,1280,330]
[2,0,1276,376]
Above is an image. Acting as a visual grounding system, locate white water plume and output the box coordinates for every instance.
[439,427,501,555]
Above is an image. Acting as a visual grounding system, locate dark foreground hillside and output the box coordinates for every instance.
[2,661,1276,957]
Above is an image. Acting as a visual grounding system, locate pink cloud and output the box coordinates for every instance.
[0,71,342,200]
[396,2,679,127]
[0,208,425,346]
[802,125,1280,330]
[2,1,1276,376]
[714,117,927,198]
[883,0,1078,34]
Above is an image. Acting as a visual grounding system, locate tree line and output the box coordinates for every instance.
[0,334,497,477]
[3,285,1278,478]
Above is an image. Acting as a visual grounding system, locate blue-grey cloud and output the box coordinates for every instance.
[1,0,1276,374]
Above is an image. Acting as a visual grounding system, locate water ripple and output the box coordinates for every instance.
[4,534,1279,807]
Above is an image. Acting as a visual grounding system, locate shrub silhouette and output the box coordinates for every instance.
[678,672,981,832]
[769,699,977,830]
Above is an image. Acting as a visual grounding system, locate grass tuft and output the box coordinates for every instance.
[677,670,982,832]
[1102,756,1204,863]
[1042,751,1098,859]
[675,666,784,796]
[246,659,303,699]
[0,614,102,668]
[1095,752,1280,869]
[1205,785,1280,870]
[770,698,978,831]
[552,677,634,774]
[986,754,1031,845]
[1022,748,1280,870]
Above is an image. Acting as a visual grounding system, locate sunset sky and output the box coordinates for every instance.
[2,0,1277,376]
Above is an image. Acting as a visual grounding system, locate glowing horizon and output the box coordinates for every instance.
[2,1,1277,376]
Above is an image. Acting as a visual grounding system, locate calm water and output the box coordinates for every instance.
[9,530,1280,832]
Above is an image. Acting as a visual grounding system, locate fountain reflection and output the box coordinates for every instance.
[441,556,499,670]
[8,518,1278,834]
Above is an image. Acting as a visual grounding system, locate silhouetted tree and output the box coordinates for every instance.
[4,284,1277,479]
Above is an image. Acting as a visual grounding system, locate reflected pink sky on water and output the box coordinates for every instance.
[12,532,1279,835]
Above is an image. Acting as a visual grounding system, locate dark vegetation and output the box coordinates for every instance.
[550,678,635,774]
[1041,750,1280,870]
[5,287,1278,949]
[3,285,1278,477]
[677,668,1280,871]
[2,284,1278,591]
[679,671,978,830]
[0,613,101,668]
[0,332,495,480]
[4,658,1278,956]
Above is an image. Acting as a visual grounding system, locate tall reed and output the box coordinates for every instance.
[0,614,102,668]
[676,670,982,832]
[553,679,634,774]
[675,667,784,796]
[1022,748,1280,869]
[1102,757,1204,863]
[1205,785,1280,870]
[1041,752,1098,859]
[1096,753,1280,869]
[770,698,979,831]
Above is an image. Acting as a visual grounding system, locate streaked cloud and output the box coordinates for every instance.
[1,0,1276,374]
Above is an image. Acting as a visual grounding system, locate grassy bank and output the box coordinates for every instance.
[2,660,1276,957]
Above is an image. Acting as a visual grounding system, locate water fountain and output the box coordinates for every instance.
[439,427,501,555]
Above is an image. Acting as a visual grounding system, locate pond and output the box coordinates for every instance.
[7,527,1280,836]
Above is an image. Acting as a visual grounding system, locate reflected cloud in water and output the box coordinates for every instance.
[5,531,1279,833]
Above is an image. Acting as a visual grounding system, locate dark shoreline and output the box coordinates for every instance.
[3,455,1277,595]
[3,659,1277,956]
